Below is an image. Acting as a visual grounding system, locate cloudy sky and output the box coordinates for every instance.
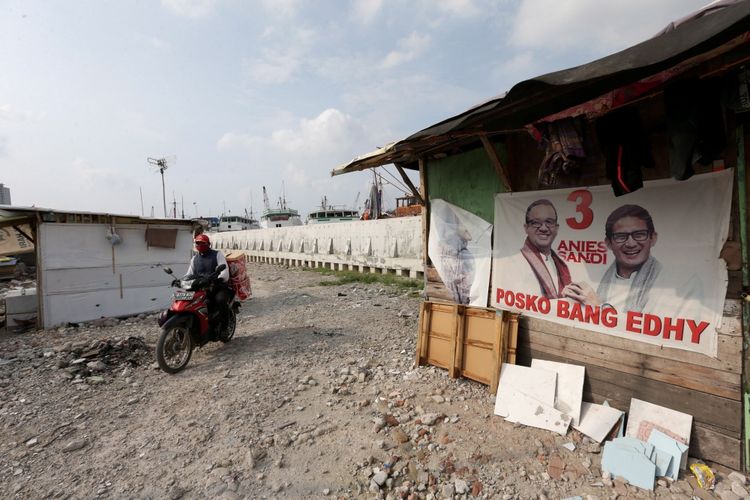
[0,0,708,219]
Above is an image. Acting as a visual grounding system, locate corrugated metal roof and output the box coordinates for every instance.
[332,0,750,176]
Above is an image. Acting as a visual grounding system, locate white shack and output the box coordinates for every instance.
[0,206,196,328]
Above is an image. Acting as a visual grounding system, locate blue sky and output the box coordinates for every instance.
[0,0,708,219]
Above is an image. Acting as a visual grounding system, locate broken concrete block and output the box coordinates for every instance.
[649,446,673,479]
[647,429,689,478]
[601,437,656,491]
[626,398,692,449]
[493,364,555,418]
[531,359,585,426]
[574,402,623,443]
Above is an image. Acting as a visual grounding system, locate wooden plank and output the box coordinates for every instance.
[451,305,464,378]
[455,306,467,381]
[507,313,519,364]
[479,134,512,191]
[416,302,426,366]
[521,347,742,435]
[491,311,505,394]
[459,307,497,385]
[425,265,442,283]
[718,314,742,337]
[425,306,456,370]
[419,158,429,268]
[394,162,424,206]
[691,423,741,470]
[724,298,742,317]
[522,316,741,374]
[426,281,454,303]
[524,328,741,399]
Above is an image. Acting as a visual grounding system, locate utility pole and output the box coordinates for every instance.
[147,157,171,218]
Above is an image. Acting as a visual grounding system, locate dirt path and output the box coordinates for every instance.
[0,263,733,499]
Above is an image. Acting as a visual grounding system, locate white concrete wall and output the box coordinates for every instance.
[211,216,423,278]
[39,223,193,327]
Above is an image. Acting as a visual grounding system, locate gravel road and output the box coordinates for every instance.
[0,262,737,499]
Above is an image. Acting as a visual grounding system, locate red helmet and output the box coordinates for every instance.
[194,234,210,246]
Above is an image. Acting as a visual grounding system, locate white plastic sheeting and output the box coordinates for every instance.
[428,199,492,307]
[39,223,193,327]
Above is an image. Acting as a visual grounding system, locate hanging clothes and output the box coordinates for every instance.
[664,78,726,181]
[595,107,654,196]
[536,117,586,187]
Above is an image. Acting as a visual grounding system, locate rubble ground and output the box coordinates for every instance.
[0,262,741,499]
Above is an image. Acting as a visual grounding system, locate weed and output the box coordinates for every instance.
[304,266,423,290]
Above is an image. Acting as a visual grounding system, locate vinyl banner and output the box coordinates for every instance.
[0,224,34,256]
[429,199,493,307]
[491,170,733,357]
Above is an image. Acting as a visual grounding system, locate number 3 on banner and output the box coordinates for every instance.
[566,189,593,230]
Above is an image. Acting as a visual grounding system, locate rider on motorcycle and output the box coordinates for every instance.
[185,233,232,335]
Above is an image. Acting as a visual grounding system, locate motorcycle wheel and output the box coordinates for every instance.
[156,324,193,373]
[219,309,236,343]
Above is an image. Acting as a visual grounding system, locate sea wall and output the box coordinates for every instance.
[211,216,424,278]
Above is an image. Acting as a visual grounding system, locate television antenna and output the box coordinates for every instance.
[147,156,176,217]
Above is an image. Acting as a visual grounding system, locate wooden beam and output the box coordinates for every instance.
[394,162,424,205]
[12,225,35,244]
[479,134,512,192]
[419,157,429,271]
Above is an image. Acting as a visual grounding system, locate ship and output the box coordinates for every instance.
[306,196,359,224]
[260,186,302,228]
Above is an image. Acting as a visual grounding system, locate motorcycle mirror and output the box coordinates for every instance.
[217,264,226,272]
[163,267,173,275]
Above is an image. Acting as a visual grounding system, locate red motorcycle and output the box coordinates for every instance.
[155,264,239,373]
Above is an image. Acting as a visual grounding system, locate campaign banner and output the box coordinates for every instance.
[429,199,493,307]
[0,224,34,256]
[491,170,733,357]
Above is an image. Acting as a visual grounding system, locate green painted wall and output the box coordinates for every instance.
[426,142,507,223]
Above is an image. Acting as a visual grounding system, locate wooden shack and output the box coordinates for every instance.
[333,2,750,469]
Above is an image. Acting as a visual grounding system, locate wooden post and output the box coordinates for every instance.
[491,310,505,394]
[394,162,425,205]
[480,134,512,192]
[452,305,465,379]
[507,313,519,364]
[419,157,429,275]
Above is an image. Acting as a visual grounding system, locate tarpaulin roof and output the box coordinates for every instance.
[0,205,196,229]
[332,0,750,176]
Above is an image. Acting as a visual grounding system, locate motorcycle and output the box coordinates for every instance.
[155,264,240,373]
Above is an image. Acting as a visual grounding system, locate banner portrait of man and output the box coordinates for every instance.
[491,171,732,356]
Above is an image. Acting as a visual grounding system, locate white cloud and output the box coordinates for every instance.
[490,51,536,84]
[381,32,431,69]
[434,0,481,18]
[161,0,218,18]
[274,108,366,155]
[510,0,707,53]
[133,32,170,51]
[259,0,301,17]
[243,49,301,84]
[0,103,30,122]
[219,109,367,157]
[0,136,7,158]
[71,157,120,188]
[352,0,384,24]
[242,27,316,84]
[217,132,263,152]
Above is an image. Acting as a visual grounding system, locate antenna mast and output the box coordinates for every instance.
[147,157,171,217]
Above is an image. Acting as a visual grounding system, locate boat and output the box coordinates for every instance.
[260,186,302,228]
[217,212,260,232]
[393,195,422,217]
[306,196,359,224]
